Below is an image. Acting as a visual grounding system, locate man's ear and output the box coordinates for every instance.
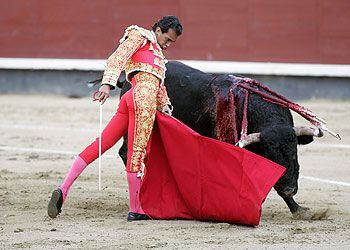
[155,27,162,34]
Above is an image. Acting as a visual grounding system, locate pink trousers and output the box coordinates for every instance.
[60,72,160,214]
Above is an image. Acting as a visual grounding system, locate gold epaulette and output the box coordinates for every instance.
[119,25,156,44]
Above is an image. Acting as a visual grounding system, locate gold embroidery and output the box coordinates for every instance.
[154,57,166,69]
[156,83,171,111]
[125,61,166,83]
[148,41,165,59]
[153,48,165,60]
[120,25,156,44]
[129,72,160,172]
[148,39,167,65]
[148,43,154,52]
[101,29,145,87]
[102,25,168,89]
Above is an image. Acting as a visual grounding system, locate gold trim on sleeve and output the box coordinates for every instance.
[101,29,145,87]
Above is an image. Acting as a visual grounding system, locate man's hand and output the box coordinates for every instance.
[161,104,173,116]
[96,84,111,104]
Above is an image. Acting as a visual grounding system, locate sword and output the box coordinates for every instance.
[93,90,103,191]
[98,102,102,191]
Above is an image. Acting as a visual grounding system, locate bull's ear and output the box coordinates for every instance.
[297,135,314,145]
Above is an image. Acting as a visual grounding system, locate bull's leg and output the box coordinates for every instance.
[279,193,329,220]
[280,194,312,219]
[278,188,312,217]
[279,194,304,213]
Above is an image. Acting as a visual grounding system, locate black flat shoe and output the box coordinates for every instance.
[127,212,150,221]
[47,188,63,218]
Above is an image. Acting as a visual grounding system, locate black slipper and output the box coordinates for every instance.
[47,188,63,218]
[127,212,150,221]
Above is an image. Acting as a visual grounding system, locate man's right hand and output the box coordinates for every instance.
[160,104,173,116]
[96,84,111,104]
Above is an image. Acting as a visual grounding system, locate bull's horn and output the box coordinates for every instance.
[235,133,261,148]
[293,126,323,137]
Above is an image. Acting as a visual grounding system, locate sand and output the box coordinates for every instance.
[0,94,349,249]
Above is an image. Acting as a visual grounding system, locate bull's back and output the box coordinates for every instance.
[165,61,294,139]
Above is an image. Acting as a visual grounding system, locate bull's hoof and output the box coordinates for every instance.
[292,207,329,220]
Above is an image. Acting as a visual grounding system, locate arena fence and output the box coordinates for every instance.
[1,58,349,100]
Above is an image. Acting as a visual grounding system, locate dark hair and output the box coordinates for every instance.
[152,16,183,36]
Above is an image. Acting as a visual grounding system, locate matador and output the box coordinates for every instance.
[48,16,183,221]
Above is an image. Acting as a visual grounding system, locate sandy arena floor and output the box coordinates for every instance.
[0,94,349,249]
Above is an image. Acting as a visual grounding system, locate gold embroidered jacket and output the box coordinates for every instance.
[101,25,171,108]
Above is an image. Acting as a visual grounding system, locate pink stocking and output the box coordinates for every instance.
[127,172,145,214]
[60,155,87,201]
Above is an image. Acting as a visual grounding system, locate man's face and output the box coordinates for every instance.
[155,27,178,50]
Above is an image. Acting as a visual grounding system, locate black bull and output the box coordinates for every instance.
[117,61,317,218]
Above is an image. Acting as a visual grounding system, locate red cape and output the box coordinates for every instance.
[140,113,285,226]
